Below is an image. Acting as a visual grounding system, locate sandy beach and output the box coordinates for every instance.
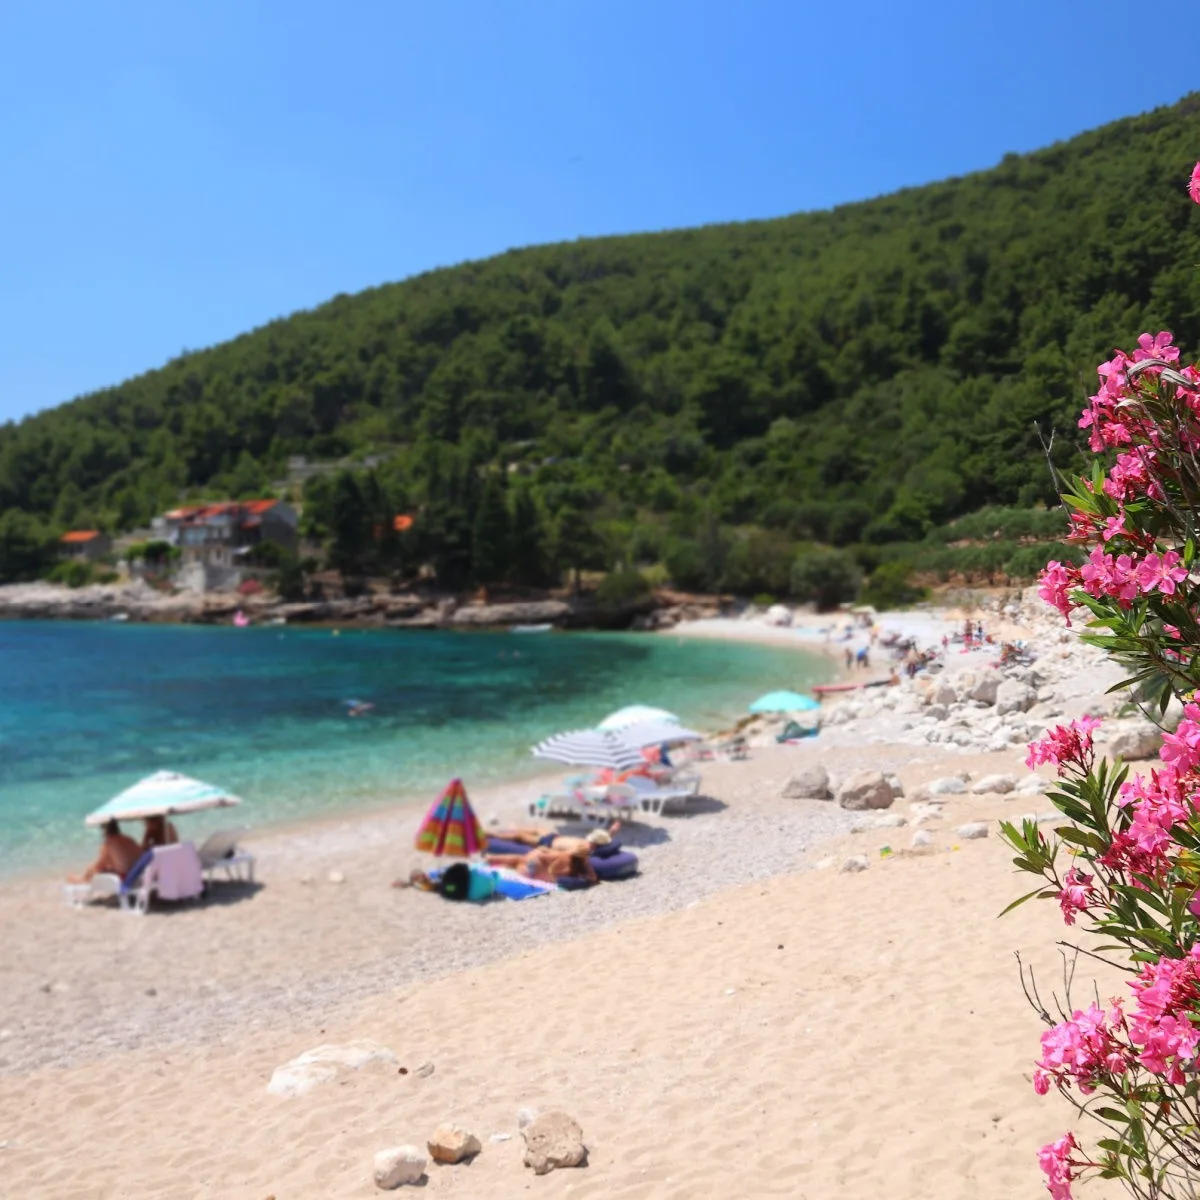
[0,593,1135,1198]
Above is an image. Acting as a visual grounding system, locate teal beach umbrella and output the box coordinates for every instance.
[748,690,820,714]
[85,771,243,827]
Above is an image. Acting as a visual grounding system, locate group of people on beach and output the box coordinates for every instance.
[67,816,178,884]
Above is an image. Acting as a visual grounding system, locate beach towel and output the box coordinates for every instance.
[150,842,204,901]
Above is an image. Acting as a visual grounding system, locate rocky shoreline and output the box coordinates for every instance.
[0,580,728,631]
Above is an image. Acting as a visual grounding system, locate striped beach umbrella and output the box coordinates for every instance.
[415,778,486,857]
[85,771,242,827]
[531,728,647,772]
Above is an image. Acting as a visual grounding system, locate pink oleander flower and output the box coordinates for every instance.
[1038,1132,1081,1200]
[1189,161,1200,205]
[1079,546,1140,605]
[1136,550,1188,597]
[1101,512,1127,542]
[1058,867,1094,926]
[1159,704,1200,773]
[1037,1002,1130,1094]
[1133,330,1181,365]
[1026,717,1101,774]
[1038,560,1079,621]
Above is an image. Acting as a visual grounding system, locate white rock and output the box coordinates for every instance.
[927,776,967,796]
[268,1041,398,1098]
[1105,721,1162,761]
[781,766,831,800]
[517,1107,539,1130]
[1016,775,1050,795]
[851,813,908,833]
[427,1124,481,1165]
[374,1145,427,1189]
[840,855,870,874]
[911,830,934,848]
[967,674,1000,704]
[934,681,958,707]
[813,856,836,871]
[956,822,990,840]
[996,680,1037,715]
[836,770,895,811]
[490,1133,512,1143]
[884,773,905,797]
[522,1111,587,1175]
[327,869,346,884]
[971,773,1017,795]
[926,703,949,721]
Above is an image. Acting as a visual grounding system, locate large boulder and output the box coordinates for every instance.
[995,680,1037,715]
[782,766,831,800]
[1105,721,1162,761]
[836,770,896,811]
[427,1124,481,1165]
[970,773,1017,795]
[374,1146,427,1189]
[522,1111,587,1175]
[926,776,967,796]
[966,673,1000,705]
[268,1041,397,1098]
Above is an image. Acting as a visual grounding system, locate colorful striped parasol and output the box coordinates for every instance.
[415,778,485,857]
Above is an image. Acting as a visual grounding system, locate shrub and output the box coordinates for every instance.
[860,561,926,610]
[46,560,93,588]
[789,548,862,610]
[595,567,650,609]
[1002,189,1200,1200]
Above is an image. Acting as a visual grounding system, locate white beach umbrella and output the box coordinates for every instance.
[597,705,680,731]
[531,729,647,772]
[617,719,704,748]
[85,771,243,827]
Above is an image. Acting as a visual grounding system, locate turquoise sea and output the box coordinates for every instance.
[0,621,830,877]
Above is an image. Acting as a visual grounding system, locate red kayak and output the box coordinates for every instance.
[812,678,898,696]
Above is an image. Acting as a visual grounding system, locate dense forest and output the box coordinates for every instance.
[5,94,1200,596]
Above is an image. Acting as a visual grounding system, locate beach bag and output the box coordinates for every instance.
[438,862,472,901]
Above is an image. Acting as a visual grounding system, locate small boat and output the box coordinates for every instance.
[511,623,553,634]
[233,610,250,628]
[109,612,130,622]
[267,616,287,626]
[812,677,899,696]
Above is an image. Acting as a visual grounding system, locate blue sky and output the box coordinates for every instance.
[1,0,1197,424]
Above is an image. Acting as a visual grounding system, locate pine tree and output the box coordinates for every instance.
[508,484,546,586]
[471,472,510,584]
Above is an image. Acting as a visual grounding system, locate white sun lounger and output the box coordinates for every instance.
[197,828,255,883]
[527,786,639,825]
[623,773,703,815]
[63,873,123,907]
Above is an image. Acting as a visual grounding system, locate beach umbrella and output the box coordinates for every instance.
[748,690,821,714]
[415,778,486,857]
[531,728,647,772]
[85,770,242,827]
[617,719,704,748]
[597,705,679,731]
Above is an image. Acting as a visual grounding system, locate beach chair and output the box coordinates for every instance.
[120,842,205,914]
[527,785,639,825]
[197,828,255,883]
[63,873,123,907]
[623,772,702,815]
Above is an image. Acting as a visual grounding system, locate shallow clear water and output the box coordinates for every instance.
[0,621,830,876]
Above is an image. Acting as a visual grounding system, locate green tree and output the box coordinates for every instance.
[790,548,862,610]
[508,484,547,586]
[328,470,369,578]
[0,511,55,582]
[471,472,511,584]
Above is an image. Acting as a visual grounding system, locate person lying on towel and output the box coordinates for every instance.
[486,845,598,886]
[487,825,618,855]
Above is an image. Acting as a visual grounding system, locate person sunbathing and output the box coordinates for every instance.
[489,824,618,854]
[67,819,142,883]
[140,815,179,850]
[486,845,599,885]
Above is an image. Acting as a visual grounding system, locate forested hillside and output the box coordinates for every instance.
[5,94,1200,593]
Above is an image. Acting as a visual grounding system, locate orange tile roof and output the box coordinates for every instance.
[60,530,103,543]
[242,499,279,514]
